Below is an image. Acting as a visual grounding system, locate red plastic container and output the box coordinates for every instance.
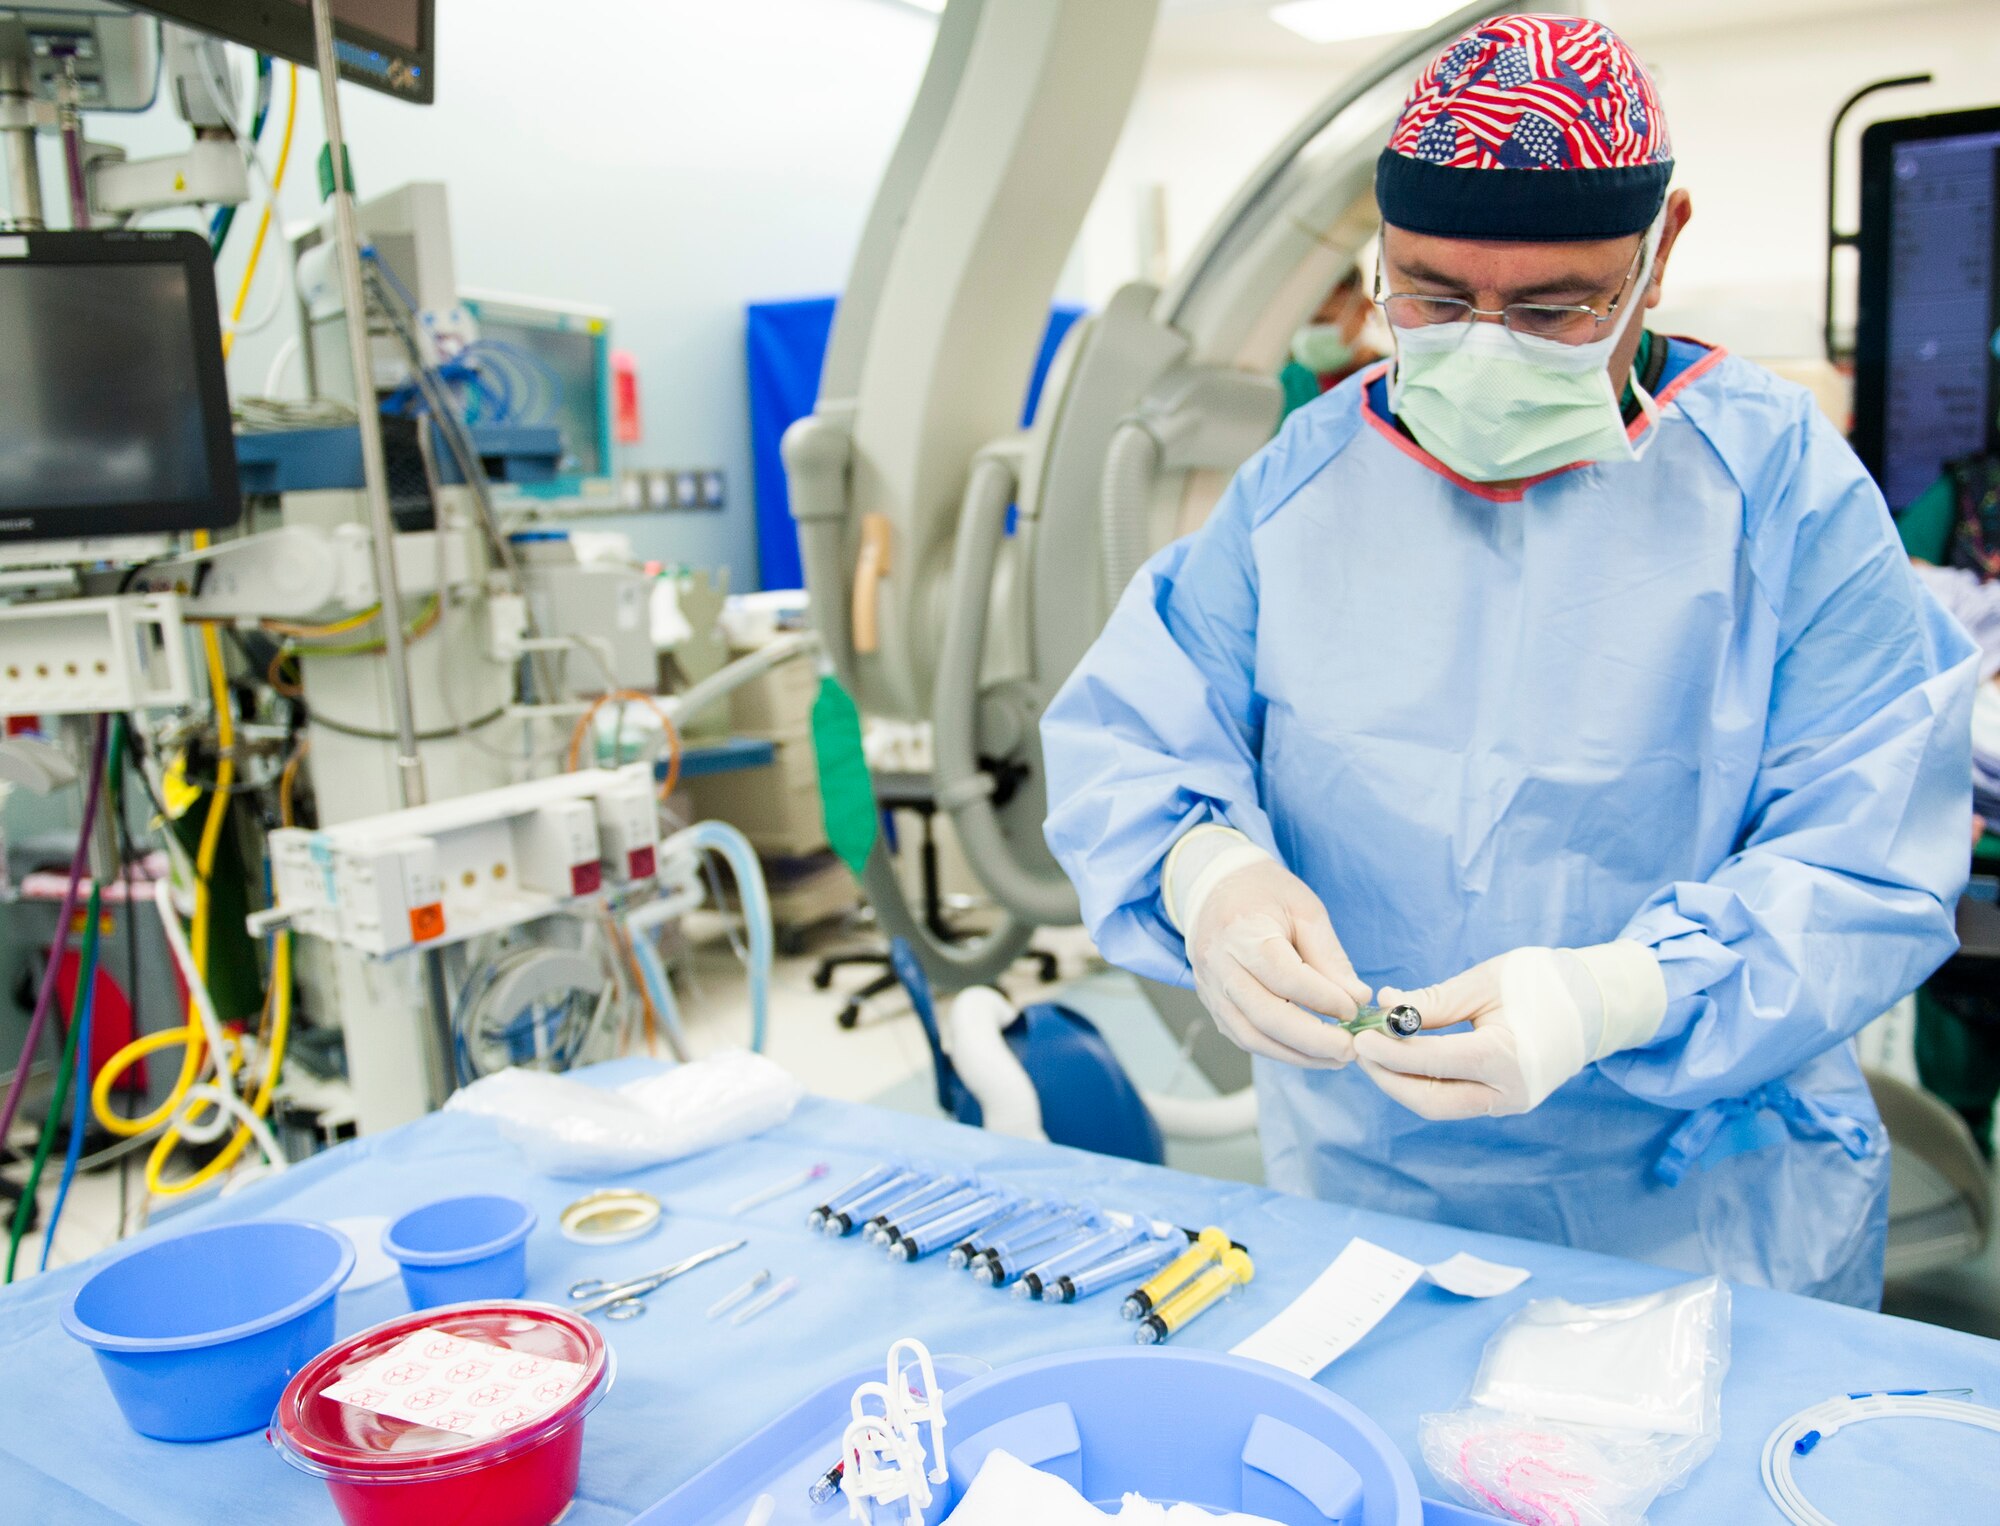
[269,1301,612,1526]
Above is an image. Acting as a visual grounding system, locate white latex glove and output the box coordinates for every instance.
[1166,827,1371,1068]
[1351,943,1667,1119]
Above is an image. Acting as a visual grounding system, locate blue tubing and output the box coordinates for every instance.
[628,923,692,1059]
[41,976,97,1274]
[677,821,772,1052]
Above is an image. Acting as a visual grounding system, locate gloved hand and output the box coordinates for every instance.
[1167,827,1372,1068]
[1351,943,1667,1118]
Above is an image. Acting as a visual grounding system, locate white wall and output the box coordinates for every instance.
[1076,0,2000,362]
[1073,58,1340,307]
[1639,0,2000,358]
[46,0,938,590]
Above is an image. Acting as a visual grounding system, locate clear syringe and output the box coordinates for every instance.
[948,1204,1062,1269]
[876,1185,984,1246]
[971,1213,1088,1285]
[821,1169,923,1236]
[860,1176,964,1244]
[1042,1235,1186,1305]
[805,1164,896,1232]
[1012,1225,1140,1300]
[888,1194,1015,1262]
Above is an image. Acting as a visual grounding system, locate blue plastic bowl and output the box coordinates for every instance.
[918,1347,1424,1524]
[61,1219,354,1443]
[382,1194,536,1309]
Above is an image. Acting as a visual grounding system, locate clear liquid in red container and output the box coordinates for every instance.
[271,1301,612,1526]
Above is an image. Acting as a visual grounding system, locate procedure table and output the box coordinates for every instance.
[3,1062,1998,1523]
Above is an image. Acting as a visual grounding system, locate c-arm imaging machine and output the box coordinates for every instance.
[787,0,1492,1070]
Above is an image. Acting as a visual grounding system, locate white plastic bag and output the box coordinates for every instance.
[443,1051,803,1177]
[1419,1276,1730,1526]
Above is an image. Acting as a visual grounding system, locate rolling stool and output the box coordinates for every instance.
[813,771,1058,1029]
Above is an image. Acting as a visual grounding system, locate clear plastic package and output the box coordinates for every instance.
[443,1050,803,1177]
[1419,1276,1730,1526]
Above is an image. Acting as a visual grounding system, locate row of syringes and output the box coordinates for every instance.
[802,1166,1255,1343]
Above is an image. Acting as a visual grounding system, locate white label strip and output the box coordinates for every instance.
[1230,1239,1527,1379]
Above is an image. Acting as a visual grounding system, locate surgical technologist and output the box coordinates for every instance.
[1042,14,1976,1308]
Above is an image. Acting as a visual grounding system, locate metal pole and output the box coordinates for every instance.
[0,57,44,231]
[55,68,88,230]
[307,0,456,1104]
[1821,73,1932,365]
[306,0,425,810]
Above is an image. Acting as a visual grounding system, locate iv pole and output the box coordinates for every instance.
[306,0,456,1106]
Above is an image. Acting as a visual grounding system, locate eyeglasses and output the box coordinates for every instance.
[1371,239,1646,346]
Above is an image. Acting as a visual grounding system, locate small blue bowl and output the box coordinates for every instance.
[382,1194,536,1309]
[61,1219,353,1442]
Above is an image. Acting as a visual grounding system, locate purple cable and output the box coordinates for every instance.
[0,717,109,1151]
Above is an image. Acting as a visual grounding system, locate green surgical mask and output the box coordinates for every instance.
[1290,323,1356,377]
[1387,220,1662,483]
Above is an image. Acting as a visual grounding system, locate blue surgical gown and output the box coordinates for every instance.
[1042,344,1976,1307]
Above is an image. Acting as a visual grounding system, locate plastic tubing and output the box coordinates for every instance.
[0,715,108,1151]
[145,927,292,1196]
[659,821,771,1052]
[1762,1391,2000,1526]
[7,873,101,1282]
[218,63,298,362]
[92,622,238,1138]
[1046,1236,1186,1305]
[623,913,692,1059]
[39,968,98,1272]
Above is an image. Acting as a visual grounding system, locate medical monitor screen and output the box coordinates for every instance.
[1853,106,2000,510]
[127,2,434,103]
[467,303,608,483]
[0,232,240,543]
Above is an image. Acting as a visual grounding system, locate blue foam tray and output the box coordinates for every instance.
[637,1349,1506,1526]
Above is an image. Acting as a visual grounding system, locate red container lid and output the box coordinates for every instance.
[270,1301,611,1484]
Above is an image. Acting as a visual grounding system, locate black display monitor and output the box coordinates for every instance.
[127,1,434,104]
[1852,104,2000,511]
[0,231,241,543]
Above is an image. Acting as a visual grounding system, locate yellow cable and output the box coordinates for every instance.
[219,64,298,363]
[144,931,290,1197]
[92,613,236,1135]
[262,603,382,639]
[99,52,298,1140]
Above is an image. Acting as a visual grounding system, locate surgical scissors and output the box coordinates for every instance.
[568,1238,747,1319]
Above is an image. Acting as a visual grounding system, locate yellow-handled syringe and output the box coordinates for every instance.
[1121,1226,1229,1321]
[1135,1247,1253,1345]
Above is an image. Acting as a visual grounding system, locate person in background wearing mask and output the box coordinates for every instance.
[1041,14,1976,1307]
[1279,270,1382,420]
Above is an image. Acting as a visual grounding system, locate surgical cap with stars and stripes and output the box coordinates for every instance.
[1376,13,1673,242]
